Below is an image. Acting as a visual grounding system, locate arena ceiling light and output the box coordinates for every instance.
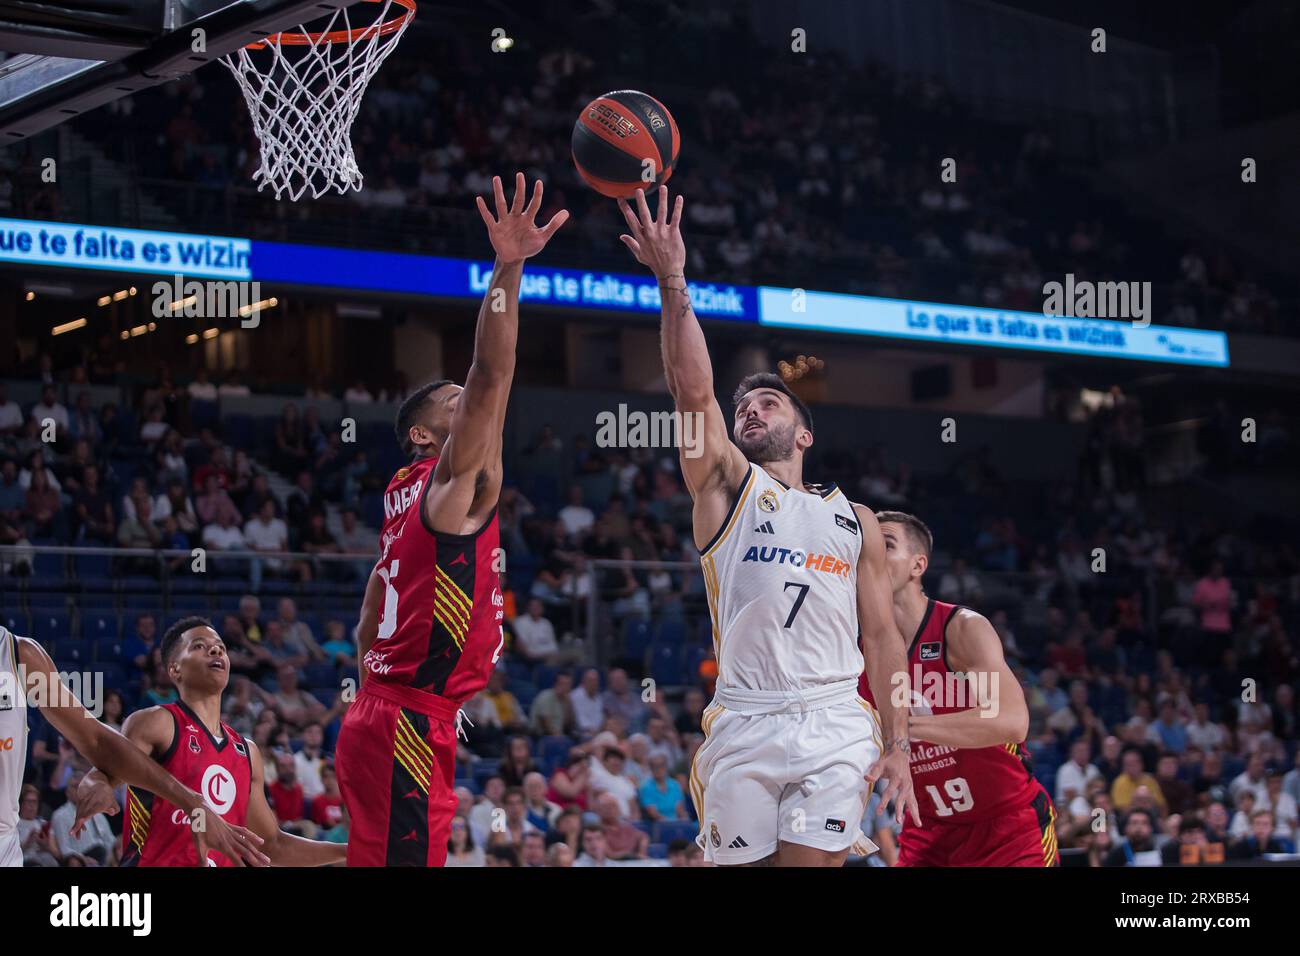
[51,317,86,335]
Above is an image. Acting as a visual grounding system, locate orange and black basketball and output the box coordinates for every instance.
[571,90,680,199]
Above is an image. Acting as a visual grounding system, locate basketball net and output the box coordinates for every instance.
[220,0,415,202]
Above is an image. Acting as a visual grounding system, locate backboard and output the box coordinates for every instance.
[0,0,363,142]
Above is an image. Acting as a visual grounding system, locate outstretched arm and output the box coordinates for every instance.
[244,740,346,866]
[427,173,568,531]
[852,507,921,828]
[619,186,748,544]
[908,609,1029,748]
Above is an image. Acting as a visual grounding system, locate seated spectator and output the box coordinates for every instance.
[529,671,577,737]
[522,771,561,832]
[1153,754,1194,817]
[30,383,69,436]
[639,753,686,822]
[154,479,198,538]
[23,465,63,538]
[467,776,505,848]
[123,613,159,670]
[1229,809,1289,859]
[50,767,116,865]
[547,752,591,812]
[72,465,115,544]
[500,787,542,845]
[195,473,241,527]
[262,662,328,733]
[18,785,60,867]
[318,620,357,669]
[482,670,528,733]
[593,791,648,861]
[571,668,606,738]
[274,600,322,671]
[512,598,583,665]
[573,823,610,867]
[446,815,485,868]
[117,493,162,550]
[294,723,328,800]
[644,715,682,767]
[601,668,648,734]
[1159,817,1224,866]
[1109,749,1166,814]
[1056,739,1102,808]
[545,841,575,867]
[1101,809,1162,867]
[588,738,639,819]
[497,735,540,788]
[267,753,312,836]
[243,499,295,592]
[201,508,247,574]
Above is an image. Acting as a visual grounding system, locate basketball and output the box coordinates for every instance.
[571,89,680,198]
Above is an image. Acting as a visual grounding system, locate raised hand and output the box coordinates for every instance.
[70,774,119,837]
[618,186,686,281]
[475,172,569,265]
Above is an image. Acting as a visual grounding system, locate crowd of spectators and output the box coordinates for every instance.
[6,352,1298,866]
[0,367,384,589]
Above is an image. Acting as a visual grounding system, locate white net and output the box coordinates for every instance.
[220,0,414,202]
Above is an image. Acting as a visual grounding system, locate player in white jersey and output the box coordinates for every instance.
[618,187,920,865]
[0,625,267,866]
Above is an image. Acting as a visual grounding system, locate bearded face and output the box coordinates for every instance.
[736,417,797,463]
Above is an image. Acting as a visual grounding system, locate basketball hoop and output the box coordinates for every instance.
[220,0,416,202]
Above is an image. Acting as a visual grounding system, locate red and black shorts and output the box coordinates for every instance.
[897,786,1059,867]
[335,680,459,867]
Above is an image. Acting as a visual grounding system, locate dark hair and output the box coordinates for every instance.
[1125,808,1155,827]
[875,511,934,557]
[487,845,519,866]
[161,615,215,664]
[731,372,814,435]
[447,814,476,853]
[394,379,455,457]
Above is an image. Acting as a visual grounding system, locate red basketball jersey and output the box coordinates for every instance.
[362,455,505,707]
[121,700,252,867]
[860,598,1040,827]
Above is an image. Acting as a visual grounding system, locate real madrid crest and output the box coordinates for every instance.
[710,822,721,848]
[757,488,779,514]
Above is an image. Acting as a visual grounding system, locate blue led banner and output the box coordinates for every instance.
[250,240,755,321]
[757,288,1229,367]
[0,217,251,279]
[0,216,1229,367]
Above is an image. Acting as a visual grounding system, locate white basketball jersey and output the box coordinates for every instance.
[699,462,865,693]
[0,627,28,836]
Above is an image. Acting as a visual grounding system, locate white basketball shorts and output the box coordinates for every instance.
[690,682,882,865]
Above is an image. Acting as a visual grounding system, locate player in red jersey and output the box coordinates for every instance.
[76,617,344,867]
[335,172,568,866]
[859,512,1059,866]
[0,626,267,867]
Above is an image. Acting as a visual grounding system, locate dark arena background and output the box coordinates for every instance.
[0,0,1297,935]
